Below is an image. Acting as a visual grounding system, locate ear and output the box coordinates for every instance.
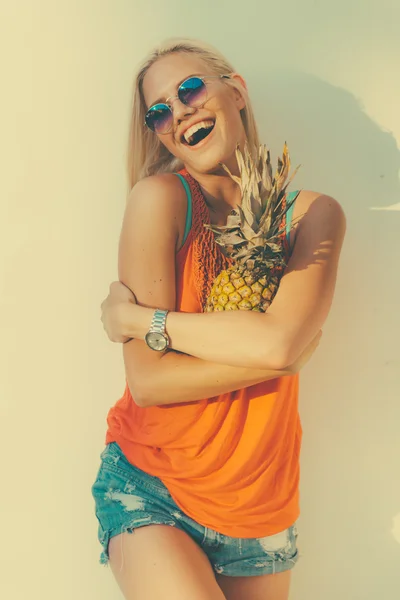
[228,73,248,110]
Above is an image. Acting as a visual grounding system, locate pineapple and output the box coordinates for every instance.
[204,142,300,313]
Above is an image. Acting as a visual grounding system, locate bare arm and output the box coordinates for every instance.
[123,191,346,370]
[128,351,294,407]
[118,175,295,408]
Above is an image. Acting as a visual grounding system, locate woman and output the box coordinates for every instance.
[93,38,346,600]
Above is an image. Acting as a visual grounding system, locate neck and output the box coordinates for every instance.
[185,165,241,221]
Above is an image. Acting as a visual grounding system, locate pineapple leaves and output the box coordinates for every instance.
[206,140,301,267]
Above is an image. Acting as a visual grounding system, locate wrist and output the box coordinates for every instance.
[123,303,150,339]
[144,308,170,352]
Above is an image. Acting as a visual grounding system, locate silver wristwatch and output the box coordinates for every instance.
[144,309,170,351]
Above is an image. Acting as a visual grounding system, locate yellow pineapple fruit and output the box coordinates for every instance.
[204,142,301,313]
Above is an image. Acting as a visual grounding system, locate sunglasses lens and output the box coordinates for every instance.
[145,104,173,133]
[179,77,207,107]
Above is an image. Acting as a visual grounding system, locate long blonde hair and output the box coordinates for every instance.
[126,38,260,192]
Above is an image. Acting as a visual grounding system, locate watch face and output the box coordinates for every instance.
[145,331,168,352]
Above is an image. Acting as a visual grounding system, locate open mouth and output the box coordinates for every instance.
[182,119,215,147]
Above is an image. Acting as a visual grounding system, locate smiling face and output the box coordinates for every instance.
[142,52,248,177]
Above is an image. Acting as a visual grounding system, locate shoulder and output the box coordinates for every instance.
[292,189,346,240]
[127,173,187,217]
[121,173,189,252]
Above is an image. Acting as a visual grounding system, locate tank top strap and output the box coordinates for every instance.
[176,168,232,308]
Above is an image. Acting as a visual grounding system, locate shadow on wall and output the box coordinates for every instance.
[250,69,400,597]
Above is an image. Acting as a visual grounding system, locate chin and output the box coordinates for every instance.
[188,159,224,177]
[186,142,240,176]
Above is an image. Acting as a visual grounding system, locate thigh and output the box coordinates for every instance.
[216,570,291,600]
[109,524,226,600]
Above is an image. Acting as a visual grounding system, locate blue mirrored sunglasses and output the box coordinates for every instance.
[144,75,230,135]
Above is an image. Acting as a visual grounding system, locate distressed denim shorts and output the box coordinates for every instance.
[91,442,299,577]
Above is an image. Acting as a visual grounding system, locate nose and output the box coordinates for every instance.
[170,97,196,130]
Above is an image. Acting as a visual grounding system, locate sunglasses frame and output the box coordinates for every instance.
[144,74,231,134]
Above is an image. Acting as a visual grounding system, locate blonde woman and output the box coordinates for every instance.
[93,38,346,600]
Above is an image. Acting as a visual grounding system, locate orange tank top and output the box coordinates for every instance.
[105,169,302,538]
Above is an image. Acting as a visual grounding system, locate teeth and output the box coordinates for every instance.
[184,120,214,144]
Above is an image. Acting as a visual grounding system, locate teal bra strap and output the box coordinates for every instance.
[285,190,300,243]
[174,173,192,247]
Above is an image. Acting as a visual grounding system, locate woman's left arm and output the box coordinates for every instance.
[123,192,346,370]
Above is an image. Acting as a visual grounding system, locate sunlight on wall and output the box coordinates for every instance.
[392,513,400,545]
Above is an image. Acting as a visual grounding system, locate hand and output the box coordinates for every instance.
[287,330,323,374]
[100,281,137,343]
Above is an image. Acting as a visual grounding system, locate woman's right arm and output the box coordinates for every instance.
[119,175,315,408]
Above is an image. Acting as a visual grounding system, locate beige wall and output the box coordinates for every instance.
[1,1,399,599]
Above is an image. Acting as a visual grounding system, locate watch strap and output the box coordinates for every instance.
[149,309,169,335]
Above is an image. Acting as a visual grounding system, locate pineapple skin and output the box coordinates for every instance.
[205,265,280,313]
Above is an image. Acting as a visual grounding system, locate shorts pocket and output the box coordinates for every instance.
[256,524,298,562]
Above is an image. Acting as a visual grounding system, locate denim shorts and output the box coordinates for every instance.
[91,442,299,577]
